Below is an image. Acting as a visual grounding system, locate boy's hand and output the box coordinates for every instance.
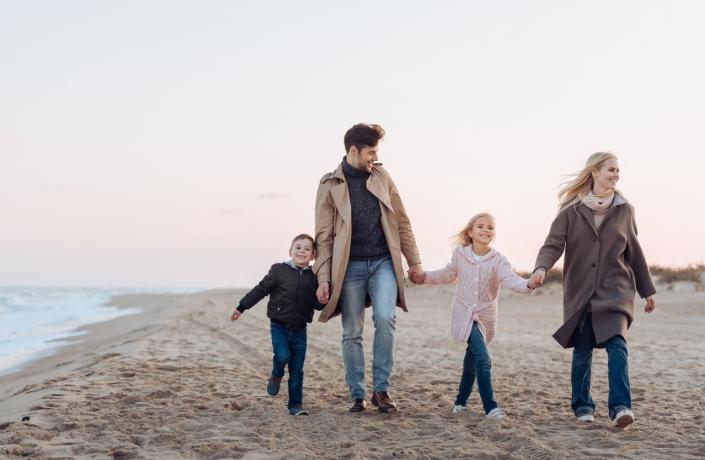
[316,282,330,304]
[644,296,656,313]
[230,309,241,321]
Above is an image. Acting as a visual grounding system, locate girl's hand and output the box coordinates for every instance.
[644,296,656,313]
[230,310,242,321]
[527,270,545,289]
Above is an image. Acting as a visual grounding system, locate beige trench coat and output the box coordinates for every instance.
[534,194,656,348]
[313,162,421,322]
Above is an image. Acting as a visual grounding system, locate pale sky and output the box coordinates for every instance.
[1,1,703,288]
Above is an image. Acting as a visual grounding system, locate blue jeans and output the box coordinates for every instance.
[270,321,307,409]
[340,255,397,400]
[455,322,498,414]
[571,313,631,420]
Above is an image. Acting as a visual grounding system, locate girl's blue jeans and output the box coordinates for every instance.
[455,322,498,414]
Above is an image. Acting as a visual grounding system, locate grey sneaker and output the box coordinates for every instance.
[576,407,595,422]
[452,404,466,414]
[486,408,506,419]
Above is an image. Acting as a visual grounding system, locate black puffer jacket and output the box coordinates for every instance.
[236,262,324,329]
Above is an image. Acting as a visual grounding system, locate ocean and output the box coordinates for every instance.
[0,287,190,376]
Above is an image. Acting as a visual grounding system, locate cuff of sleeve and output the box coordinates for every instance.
[236,304,246,313]
[533,267,547,274]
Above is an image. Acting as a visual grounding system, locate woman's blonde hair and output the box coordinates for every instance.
[557,152,619,206]
[452,212,495,247]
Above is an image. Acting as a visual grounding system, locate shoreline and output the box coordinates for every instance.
[0,289,221,423]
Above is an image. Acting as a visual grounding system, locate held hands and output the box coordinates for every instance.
[527,270,545,290]
[230,309,241,321]
[316,282,330,304]
[644,296,656,313]
[407,264,425,284]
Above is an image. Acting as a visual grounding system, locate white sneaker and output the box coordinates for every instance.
[577,413,595,422]
[486,408,506,419]
[612,408,634,428]
[452,404,466,414]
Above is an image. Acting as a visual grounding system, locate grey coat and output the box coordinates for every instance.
[534,193,656,348]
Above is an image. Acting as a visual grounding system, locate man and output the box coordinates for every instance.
[314,123,423,413]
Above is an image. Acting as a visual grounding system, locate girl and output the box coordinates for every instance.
[414,213,533,418]
[527,152,656,428]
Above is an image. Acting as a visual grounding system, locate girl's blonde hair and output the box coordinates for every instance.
[452,212,495,247]
[557,152,619,207]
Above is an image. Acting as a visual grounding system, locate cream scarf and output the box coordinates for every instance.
[581,190,614,228]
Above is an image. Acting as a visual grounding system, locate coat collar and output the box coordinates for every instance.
[322,161,393,223]
[576,191,628,237]
[285,259,311,270]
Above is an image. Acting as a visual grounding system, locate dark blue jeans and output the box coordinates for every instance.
[270,321,307,409]
[571,313,631,420]
[455,323,498,414]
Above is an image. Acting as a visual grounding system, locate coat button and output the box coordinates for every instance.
[591,263,596,267]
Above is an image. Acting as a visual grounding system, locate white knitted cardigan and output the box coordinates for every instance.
[423,246,531,344]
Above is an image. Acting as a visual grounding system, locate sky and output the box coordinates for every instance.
[1,1,704,288]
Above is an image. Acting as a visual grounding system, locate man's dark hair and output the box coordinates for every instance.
[343,123,385,153]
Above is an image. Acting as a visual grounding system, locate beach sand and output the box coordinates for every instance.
[1,284,704,459]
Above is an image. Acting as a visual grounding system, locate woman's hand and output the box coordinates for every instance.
[644,296,656,313]
[230,309,241,321]
[527,270,545,289]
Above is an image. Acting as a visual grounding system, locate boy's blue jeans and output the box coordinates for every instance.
[270,321,307,409]
[571,313,631,420]
[340,255,397,400]
[455,322,498,414]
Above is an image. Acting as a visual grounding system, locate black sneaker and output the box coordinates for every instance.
[266,376,282,396]
[289,405,309,416]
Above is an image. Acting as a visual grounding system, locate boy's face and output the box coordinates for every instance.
[289,238,315,267]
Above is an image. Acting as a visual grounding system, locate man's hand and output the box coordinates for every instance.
[408,264,425,284]
[527,270,545,289]
[644,296,656,313]
[317,282,330,304]
[230,309,241,321]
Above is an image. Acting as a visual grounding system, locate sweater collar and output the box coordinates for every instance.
[456,245,499,265]
[341,156,370,179]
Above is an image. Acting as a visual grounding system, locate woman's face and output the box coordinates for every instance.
[592,158,620,192]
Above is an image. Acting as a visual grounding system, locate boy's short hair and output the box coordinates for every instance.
[290,233,315,250]
[344,123,385,153]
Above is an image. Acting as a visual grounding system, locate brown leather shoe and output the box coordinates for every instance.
[371,391,398,413]
[349,398,367,413]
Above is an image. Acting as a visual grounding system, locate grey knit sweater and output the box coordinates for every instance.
[342,158,390,260]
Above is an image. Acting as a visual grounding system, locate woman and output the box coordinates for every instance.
[528,152,656,428]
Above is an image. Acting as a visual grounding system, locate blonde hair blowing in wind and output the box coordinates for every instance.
[452,212,495,247]
[557,152,619,207]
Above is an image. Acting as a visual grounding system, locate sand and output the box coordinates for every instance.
[1,284,704,459]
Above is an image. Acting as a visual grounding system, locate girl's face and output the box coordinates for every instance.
[592,158,620,192]
[467,217,495,246]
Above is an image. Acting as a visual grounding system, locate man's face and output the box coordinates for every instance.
[348,145,379,172]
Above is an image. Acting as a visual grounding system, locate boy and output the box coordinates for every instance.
[231,233,324,415]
